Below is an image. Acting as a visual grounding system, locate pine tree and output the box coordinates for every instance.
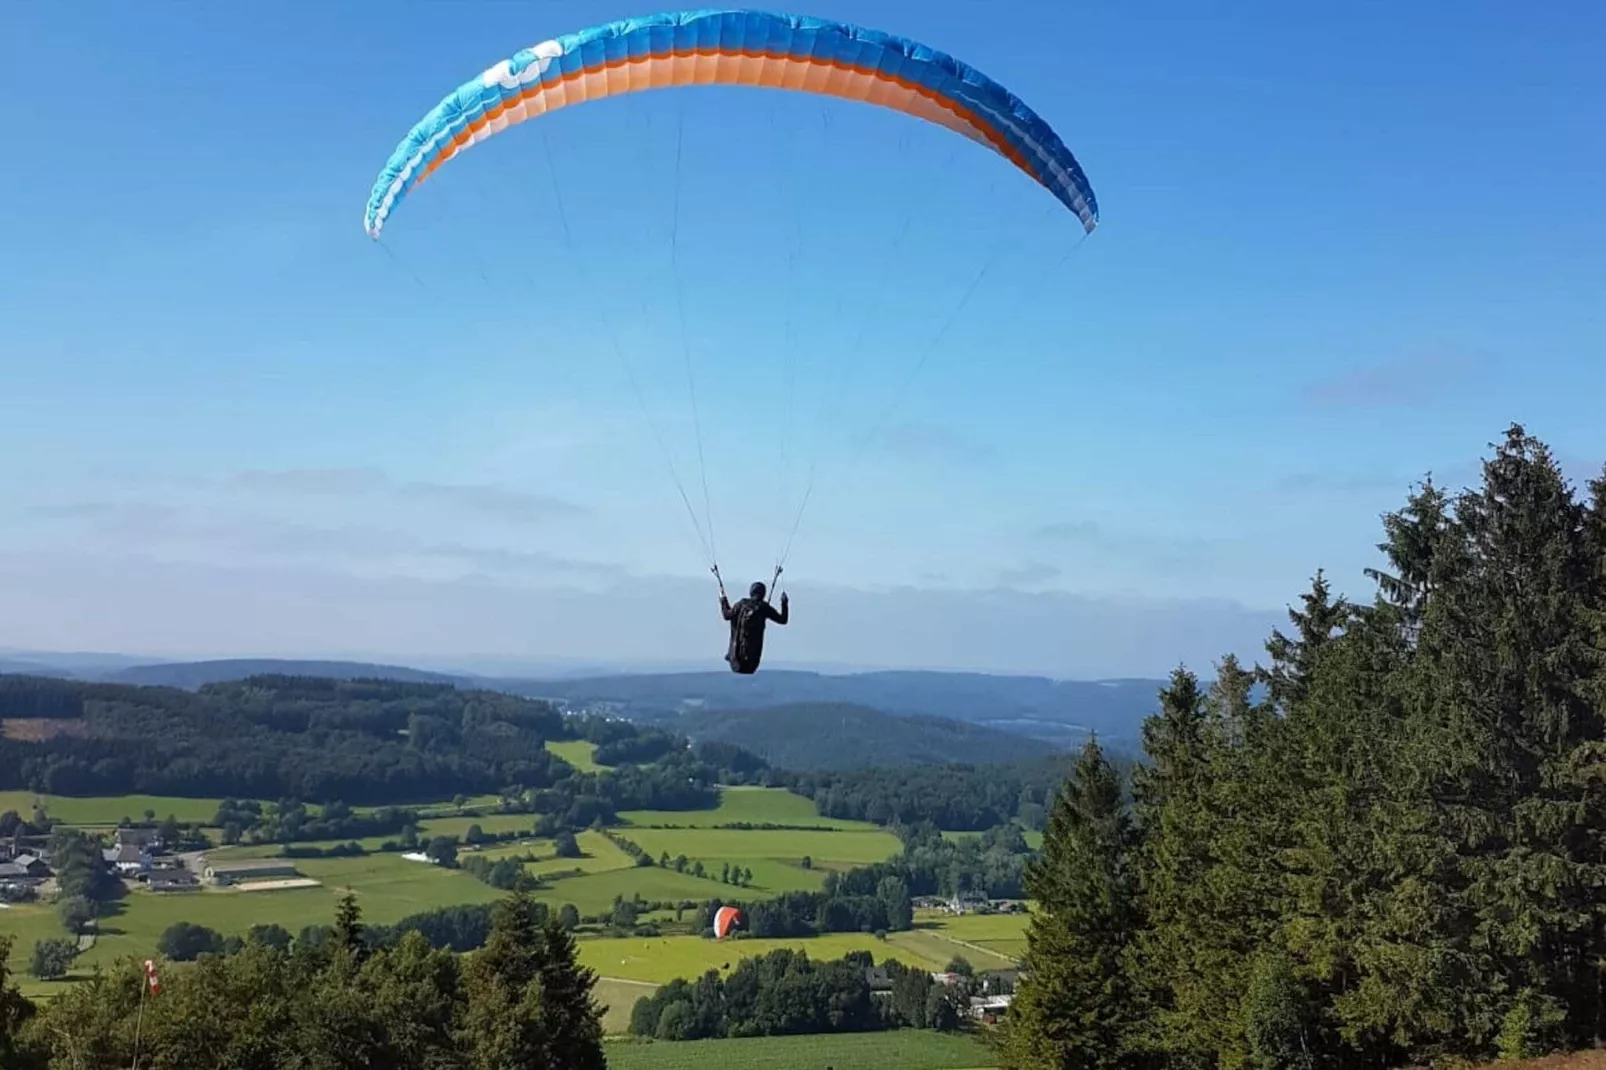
[1364,476,1451,644]
[536,915,606,1070]
[1001,739,1143,1069]
[1418,425,1606,1054]
[331,890,365,964]
[1264,570,1350,711]
[1128,667,1219,1066]
[458,893,552,1068]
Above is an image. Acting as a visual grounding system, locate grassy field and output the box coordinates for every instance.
[540,868,729,916]
[547,739,606,773]
[941,828,1045,851]
[0,791,225,825]
[924,911,1031,963]
[602,1030,998,1069]
[579,931,954,985]
[618,827,900,865]
[595,977,656,1034]
[614,827,901,894]
[619,787,869,830]
[1,851,508,990]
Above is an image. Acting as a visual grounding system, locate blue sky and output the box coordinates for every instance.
[1,1,1602,675]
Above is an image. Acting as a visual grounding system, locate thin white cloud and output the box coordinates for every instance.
[231,468,585,522]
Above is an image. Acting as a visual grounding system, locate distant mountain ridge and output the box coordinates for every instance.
[0,655,1167,747]
[104,658,462,689]
[501,669,1163,746]
[666,702,1052,770]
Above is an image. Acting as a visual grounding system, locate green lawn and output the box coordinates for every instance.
[0,792,226,826]
[417,813,536,840]
[616,827,900,869]
[1,851,509,985]
[538,868,727,916]
[941,828,1045,851]
[595,977,657,1035]
[602,1030,998,1069]
[913,910,1031,965]
[578,931,951,986]
[619,787,870,830]
[547,739,607,773]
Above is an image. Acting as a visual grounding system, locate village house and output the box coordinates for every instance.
[946,889,990,914]
[103,844,152,876]
[146,871,199,893]
[114,827,161,852]
[969,994,1013,1023]
[0,854,49,880]
[202,858,300,885]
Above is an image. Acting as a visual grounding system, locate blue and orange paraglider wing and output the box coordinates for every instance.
[363,8,1098,239]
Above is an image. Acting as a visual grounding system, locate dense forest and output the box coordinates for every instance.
[783,755,1085,831]
[627,948,973,1040]
[666,702,1050,769]
[0,893,608,1069]
[0,675,763,818]
[1003,425,1606,1069]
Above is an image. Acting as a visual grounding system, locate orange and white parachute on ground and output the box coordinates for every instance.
[714,905,742,939]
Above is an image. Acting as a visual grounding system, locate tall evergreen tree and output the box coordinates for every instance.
[1000,738,1143,1070]
[1128,667,1216,1067]
[1264,571,1351,711]
[458,894,552,1068]
[536,914,606,1070]
[1419,424,1606,1054]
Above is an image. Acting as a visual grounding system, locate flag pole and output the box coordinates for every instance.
[131,959,157,1070]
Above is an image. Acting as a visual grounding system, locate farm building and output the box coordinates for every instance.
[0,854,49,881]
[103,845,151,875]
[147,872,199,893]
[115,827,161,851]
[969,994,1013,1023]
[202,858,300,885]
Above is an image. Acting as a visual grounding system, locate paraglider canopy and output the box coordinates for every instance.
[364,9,1098,240]
[714,905,742,939]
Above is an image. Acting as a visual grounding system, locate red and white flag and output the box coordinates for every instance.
[143,959,160,995]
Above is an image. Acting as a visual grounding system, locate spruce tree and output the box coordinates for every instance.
[1419,425,1606,1054]
[536,914,606,1070]
[1000,738,1143,1070]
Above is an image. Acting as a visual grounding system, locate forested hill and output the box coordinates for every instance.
[670,701,1051,770]
[503,669,1161,745]
[0,673,753,816]
[105,658,461,689]
[17,656,1166,747]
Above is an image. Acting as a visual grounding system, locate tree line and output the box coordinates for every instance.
[0,675,773,827]
[783,755,1083,831]
[1,892,609,1069]
[626,948,968,1041]
[1003,425,1606,1069]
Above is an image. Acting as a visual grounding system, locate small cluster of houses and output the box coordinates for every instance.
[861,965,1019,1024]
[913,891,1028,916]
[100,827,199,893]
[0,849,50,897]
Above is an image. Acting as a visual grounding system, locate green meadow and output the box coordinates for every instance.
[602,1030,999,1070]
[941,827,1045,851]
[545,739,606,773]
[579,931,953,986]
[619,785,868,829]
[0,784,1030,1026]
[0,792,225,826]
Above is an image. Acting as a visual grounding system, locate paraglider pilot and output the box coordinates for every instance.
[718,573,789,675]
